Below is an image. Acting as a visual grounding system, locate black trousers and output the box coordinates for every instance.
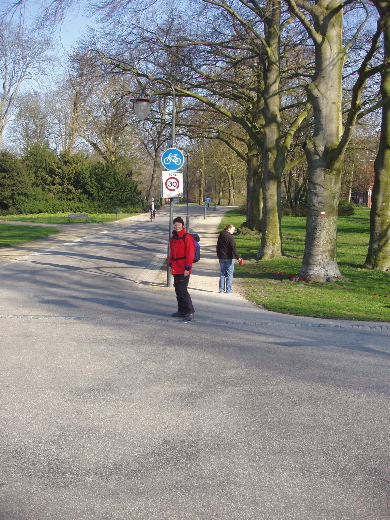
[174,274,194,314]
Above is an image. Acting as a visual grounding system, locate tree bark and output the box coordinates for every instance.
[287,0,346,281]
[226,168,235,205]
[246,145,262,231]
[198,147,205,205]
[365,0,390,271]
[258,0,282,258]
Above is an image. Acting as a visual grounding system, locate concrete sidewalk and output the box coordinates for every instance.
[0,206,237,296]
[0,213,156,264]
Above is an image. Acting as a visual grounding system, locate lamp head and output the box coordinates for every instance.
[132,97,152,120]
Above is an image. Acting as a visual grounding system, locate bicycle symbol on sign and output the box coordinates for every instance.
[161,148,184,171]
[163,153,182,166]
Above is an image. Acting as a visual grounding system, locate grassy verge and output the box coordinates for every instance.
[221,208,390,322]
[0,224,60,247]
[0,212,138,224]
[0,211,140,247]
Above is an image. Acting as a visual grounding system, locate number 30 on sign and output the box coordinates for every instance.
[161,170,183,198]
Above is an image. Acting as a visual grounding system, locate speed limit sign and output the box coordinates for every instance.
[165,176,180,191]
[161,170,183,198]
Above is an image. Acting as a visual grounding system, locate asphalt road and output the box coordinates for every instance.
[0,206,389,520]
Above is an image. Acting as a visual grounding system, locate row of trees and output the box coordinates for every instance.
[0,18,247,207]
[0,146,144,214]
[0,0,389,279]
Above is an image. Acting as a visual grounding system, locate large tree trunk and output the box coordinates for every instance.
[258,0,282,259]
[246,145,262,231]
[365,0,390,271]
[290,0,346,281]
[301,162,344,280]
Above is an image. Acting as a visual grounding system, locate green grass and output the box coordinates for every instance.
[0,212,138,224]
[0,211,140,247]
[0,224,60,247]
[221,208,390,322]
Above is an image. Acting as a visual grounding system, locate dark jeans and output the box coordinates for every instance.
[219,258,235,293]
[174,274,194,314]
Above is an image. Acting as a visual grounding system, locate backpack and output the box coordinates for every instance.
[185,232,200,263]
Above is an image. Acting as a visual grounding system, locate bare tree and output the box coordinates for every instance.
[209,142,246,205]
[0,21,51,147]
[284,0,384,281]
[51,83,82,155]
[10,91,50,151]
[67,52,138,165]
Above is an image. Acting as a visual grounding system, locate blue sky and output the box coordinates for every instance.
[55,5,96,54]
[11,2,98,92]
[8,0,96,55]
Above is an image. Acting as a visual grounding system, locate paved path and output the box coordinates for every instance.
[0,206,389,520]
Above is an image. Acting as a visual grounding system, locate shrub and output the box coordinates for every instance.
[338,199,355,216]
[237,223,261,236]
[281,203,308,217]
[0,151,29,212]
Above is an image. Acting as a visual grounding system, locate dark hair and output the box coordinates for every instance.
[173,216,185,225]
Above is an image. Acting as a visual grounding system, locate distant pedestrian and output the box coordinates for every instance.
[216,224,242,294]
[169,216,196,321]
[206,197,211,208]
[149,198,155,220]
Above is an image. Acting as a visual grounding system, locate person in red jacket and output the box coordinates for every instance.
[169,216,195,321]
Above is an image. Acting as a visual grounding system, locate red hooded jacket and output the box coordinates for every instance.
[169,228,195,275]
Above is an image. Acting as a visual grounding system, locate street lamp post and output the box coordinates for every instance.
[132,78,176,287]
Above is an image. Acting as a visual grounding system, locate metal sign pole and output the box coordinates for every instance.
[186,154,189,231]
[167,86,176,288]
[167,198,173,287]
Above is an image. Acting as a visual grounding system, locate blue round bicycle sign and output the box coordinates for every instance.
[161,148,184,171]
